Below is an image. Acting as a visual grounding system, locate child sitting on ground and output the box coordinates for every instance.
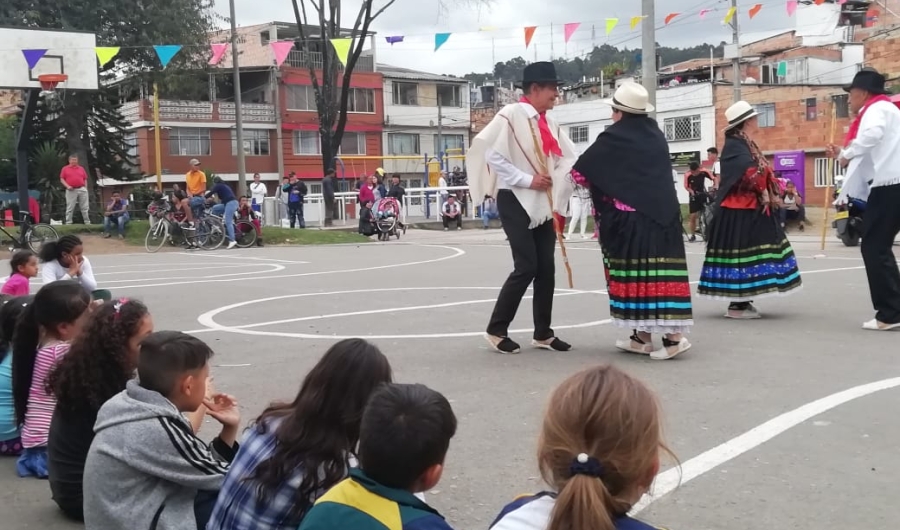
[12,281,91,478]
[83,330,240,530]
[0,250,38,298]
[0,296,33,456]
[358,200,376,237]
[299,383,458,530]
[489,364,673,530]
[237,196,263,246]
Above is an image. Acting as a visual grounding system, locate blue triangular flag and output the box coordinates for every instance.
[153,45,182,69]
[434,33,451,52]
[22,49,48,69]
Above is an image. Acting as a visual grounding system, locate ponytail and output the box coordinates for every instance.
[548,474,619,530]
[12,302,40,426]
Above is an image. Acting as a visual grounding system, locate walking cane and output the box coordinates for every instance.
[821,103,837,251]
[526,123,575,288]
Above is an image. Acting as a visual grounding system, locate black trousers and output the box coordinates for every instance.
[288,202,305,228]
[487,190,556,340]
[442,214,462,229]
[861,183,900,324]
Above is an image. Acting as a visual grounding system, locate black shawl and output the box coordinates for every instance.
[572,115,680,226]
[714,134,757,207]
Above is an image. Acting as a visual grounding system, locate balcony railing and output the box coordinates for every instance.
[118,100,276,124]
[286,50,374,72]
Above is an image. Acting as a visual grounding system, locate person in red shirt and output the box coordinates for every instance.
[59,155,90,225]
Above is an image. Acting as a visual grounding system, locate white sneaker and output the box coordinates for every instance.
[227,241,237,249]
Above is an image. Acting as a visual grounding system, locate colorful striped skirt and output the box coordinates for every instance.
[698,207,802,301]
[599,204,693,334]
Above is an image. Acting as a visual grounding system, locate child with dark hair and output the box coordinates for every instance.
[83,330,240,530]
[47,299,154,521]
[39,235,110,301]
[1,250,38,297]
[299,383,458,530]
[0,296,33,456]
[12,281,91,477]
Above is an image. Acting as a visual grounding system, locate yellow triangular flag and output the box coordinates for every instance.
[630,16,645,30]
[95,47,120,68]
[329,38,352,67]
[724,6,737,24]
[606,18,619,35]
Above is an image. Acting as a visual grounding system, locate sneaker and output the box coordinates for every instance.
[118,234,124,240]
[457,226,462,231]
[102,233,111,239]
[227,241,237,249]
[725,304,761,319]
[651,337,691,360]
[485,335,521,354]
[532,337,573,352]
[444,227,449,231]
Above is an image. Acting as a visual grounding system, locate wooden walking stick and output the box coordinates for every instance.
[526,122,574,288]
[821,102,837,251]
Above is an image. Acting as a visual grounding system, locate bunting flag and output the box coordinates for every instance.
[329,38,352,67]
[385,36,404,45]
[664,13,680,25]
[95,47,120,67]
[153,45,181,69]
[699,8,711,19]
[749,4,763,18]
[270,41,294,67]
[524,26,537,48]
[724,6,737,23]
[434,33,451,51]
[22,49,48,69]
[605,18,618,35]
[208,43,228,66]
[787,0,798,16]
[630,16,645,30]
[814,0,826,4]
[563,22,580,43]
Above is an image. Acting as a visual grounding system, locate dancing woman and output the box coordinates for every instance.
[698,101,802,317]
[573,83,692,360]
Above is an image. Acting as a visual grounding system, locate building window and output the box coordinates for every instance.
[754,103,776,128]
[434,134,465,155]
[569,125,590,144]
[286,85,315,111]
[437,84,462,107]
[392,82,418,105]
[663,115,702,141]
[231,129,270,156]
[814,157,845,187]
[168,128,211,156]
[833,94,850,118]
[346,88,375,113]
[123,132,138,160]
[806,97,817,121]
[388,133,420,155]
[339,132,366,155]
[293,130,320,155]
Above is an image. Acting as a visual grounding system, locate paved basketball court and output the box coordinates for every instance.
[1,230,898,529]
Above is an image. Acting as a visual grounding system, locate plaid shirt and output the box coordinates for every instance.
[207,421,352,530]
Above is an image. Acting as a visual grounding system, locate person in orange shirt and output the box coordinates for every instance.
[185,159,207,218]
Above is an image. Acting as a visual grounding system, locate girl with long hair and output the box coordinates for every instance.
[47,299,153,521]
[12,281,91,478]
[0,296,33,456]
[490,365,674,530]
[207,338,393,530]
[39,235,111,301]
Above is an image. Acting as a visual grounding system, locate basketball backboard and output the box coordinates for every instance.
[0,26,99,91]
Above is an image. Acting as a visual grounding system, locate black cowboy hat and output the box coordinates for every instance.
[844,68,888,95]
[515,61,564,88]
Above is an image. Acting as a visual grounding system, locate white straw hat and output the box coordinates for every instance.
[601,82,654,114]
[724,101,759,130]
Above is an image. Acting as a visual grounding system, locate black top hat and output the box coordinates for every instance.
[844,69,888,95]
[516,62,564,88]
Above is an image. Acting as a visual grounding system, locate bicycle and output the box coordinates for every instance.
[0,212,59,253]
[144,200,209,253]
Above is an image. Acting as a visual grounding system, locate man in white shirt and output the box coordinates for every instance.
[467,62,578,354]
[248,173,267,224]
[705,147,721,190]
[442,195,462,230]
[437,171,449,208]
[830,69,900,330]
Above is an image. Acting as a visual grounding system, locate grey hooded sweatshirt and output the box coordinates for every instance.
[83,380,238,530]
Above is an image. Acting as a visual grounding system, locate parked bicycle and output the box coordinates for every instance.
[0,211,59,253]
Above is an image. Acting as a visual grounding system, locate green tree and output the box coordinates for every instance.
[0,116,16,189]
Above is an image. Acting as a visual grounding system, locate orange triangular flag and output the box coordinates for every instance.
[524,26,537,48]
[815,0,826,4]
[664,13,680,25]
[749,3,763,18]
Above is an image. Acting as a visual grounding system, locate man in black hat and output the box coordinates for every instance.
[467,62,578,354]
[828,68,900,330]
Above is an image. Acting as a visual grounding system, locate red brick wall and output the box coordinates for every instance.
[141,127,278,177]
[865,33,900,80]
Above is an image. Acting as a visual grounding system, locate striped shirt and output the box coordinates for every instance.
[21,342,70,448]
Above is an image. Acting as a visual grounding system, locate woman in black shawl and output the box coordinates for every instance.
[573,84,692,360]
[697,101,802,318]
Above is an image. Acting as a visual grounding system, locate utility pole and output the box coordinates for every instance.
[550,23,555,60]
[641,0,657,119]
[731,0,742,102]
[229,0,248,195]
[436,100,444,170]
[153,83,162,190]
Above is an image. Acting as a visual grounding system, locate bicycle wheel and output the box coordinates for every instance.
[201,218,226,250]
[25,223,59,253]
[234,221,257,248]
[144,220,169,253]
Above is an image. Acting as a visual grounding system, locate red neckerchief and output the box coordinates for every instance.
[845,94,891,147]
[519,96,562,157]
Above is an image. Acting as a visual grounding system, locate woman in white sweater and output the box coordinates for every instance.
[39,235,109,301]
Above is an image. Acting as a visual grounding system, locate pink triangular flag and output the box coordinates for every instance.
[787,0,798,16]
[699,8,711,19]
[563,22,580,44]
[270,41,294,67]
[209,43,228,65]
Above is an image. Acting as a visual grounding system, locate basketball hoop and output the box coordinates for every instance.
[37,73,68,97]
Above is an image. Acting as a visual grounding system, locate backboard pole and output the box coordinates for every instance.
[15,89,40,221]
[153,83,162,190]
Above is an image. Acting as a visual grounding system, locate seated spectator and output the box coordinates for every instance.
[83,331,240,530]
[298,383,457,530]
[0,297,32,457]
[358,200,376,237]
[481,195,499,230]
[40,235,110,301]
[102,191,130,239]
[442,196,462,231]
[208,339,392,530]
[1,250,38,298]
[238,196,263,247]
[778,181,806,231]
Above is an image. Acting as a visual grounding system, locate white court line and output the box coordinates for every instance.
[90,264,285,284]
[632,376,900,514]
[94,263,275,276]
[181,252,309,264]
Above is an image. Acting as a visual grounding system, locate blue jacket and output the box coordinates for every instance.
[298,469,453,530]
[490,492,667,530]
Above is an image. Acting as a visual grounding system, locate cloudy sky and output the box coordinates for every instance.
[221,0,799,76]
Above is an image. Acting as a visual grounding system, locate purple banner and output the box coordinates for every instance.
[773,151,805,198]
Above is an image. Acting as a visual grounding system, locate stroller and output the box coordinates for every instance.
[373,197,404,241]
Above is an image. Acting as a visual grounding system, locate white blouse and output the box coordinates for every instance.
[41,257,97,292]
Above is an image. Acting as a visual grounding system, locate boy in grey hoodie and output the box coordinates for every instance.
[83,331,240,530]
